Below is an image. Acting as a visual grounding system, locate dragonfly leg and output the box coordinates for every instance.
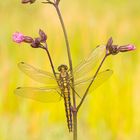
[59,91,64,98]
[69,84,81,99]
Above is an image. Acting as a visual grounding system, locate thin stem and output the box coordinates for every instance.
[77,54,109,111]
[41,44,63,96]
[54,5,73,72]
[54,4,77,140]
[42,43,57,79]
[44,2,77,139]
[73,112,77,139]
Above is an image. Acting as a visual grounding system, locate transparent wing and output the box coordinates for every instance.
[73,45,106,80]
[14,86,62,102]
[74,69,113,97]
[18,62,57,85]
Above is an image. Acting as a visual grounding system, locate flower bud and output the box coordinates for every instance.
[39,29,47,43]
[23,36,34,43]
[106,37,113,51]
[109,45,119,55]
[106,37,119,55]
[21,0,36,4]
[31,38,41,48]
[118,44,136,52]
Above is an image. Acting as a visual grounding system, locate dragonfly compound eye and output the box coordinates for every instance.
[58,64,68,71]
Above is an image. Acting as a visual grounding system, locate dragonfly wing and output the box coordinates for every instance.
[14,86,62,102]
[74,69,113,97]
[18,62,57,85]
[73,45,106,80]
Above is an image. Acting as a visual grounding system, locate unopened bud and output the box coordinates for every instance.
[39,29,47,43]
[31,38,41,48]
[106,37,113,50]
[109,45,119,55]
[23,36,34,43]
[106,37,119,55]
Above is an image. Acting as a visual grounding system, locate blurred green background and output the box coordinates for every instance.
[0,0,140,140]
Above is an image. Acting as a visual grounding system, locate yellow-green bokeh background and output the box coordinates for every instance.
[0,0,140,140]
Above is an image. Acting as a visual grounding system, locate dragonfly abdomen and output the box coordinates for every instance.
[64,90,72,132]
[59,70,73,132]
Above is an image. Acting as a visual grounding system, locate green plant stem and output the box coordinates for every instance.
[54,4,77,140]
[77,54,109,111]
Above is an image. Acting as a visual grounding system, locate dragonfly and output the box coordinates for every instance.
[15,45,113,132]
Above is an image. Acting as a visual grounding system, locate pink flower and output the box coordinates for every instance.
[12,32,25,43]
[126,44,136,51]
[118,44,136,52]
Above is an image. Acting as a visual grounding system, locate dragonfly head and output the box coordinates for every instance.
[58,64,68,73]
